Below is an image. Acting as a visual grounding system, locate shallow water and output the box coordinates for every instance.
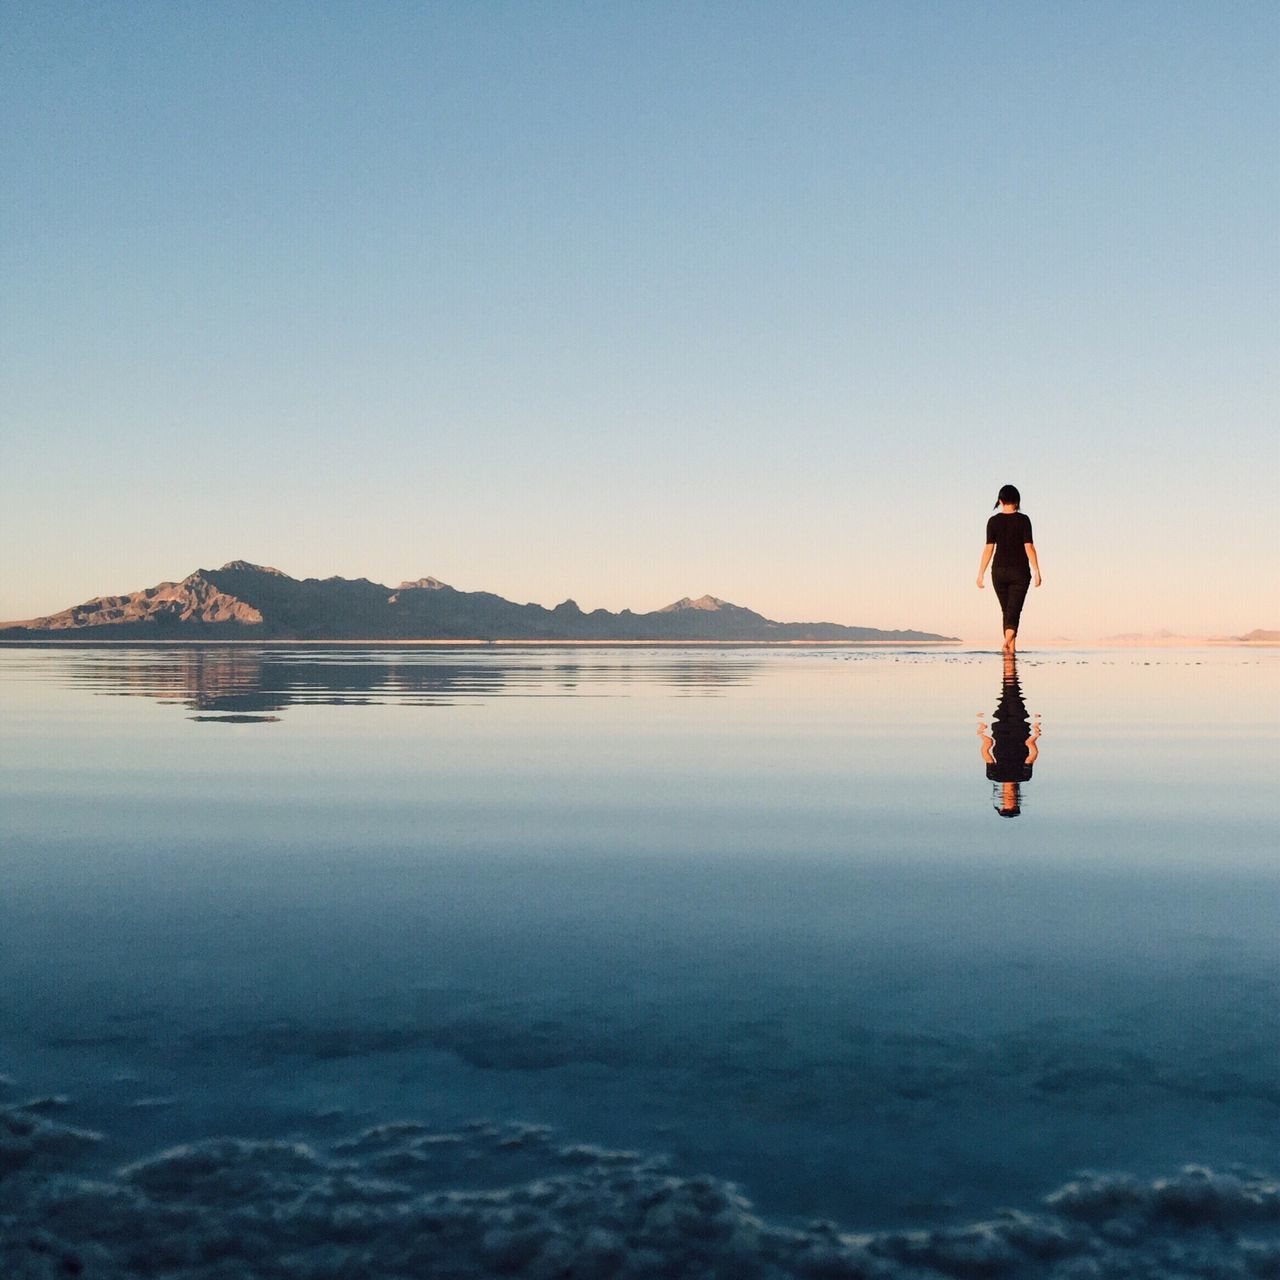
[1,644,1278,1267]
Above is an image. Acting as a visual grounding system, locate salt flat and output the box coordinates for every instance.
[1,645,1277,1274]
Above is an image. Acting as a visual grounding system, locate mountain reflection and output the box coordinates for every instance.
[43,647,763,720]
[977,653,1041,817]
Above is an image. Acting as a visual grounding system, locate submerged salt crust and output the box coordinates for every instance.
[0,646,1277,1272]
[8,1092,1280,1278]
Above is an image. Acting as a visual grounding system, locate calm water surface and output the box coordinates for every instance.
[1,645,1277,1237]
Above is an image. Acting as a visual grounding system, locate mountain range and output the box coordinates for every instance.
[0,561,957,643]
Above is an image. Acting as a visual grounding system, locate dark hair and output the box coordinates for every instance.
[993,781,1022,816]
[993,484,1021,510]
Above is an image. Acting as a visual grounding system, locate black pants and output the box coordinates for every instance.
[992,568,1031,634]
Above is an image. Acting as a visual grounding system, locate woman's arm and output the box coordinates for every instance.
[976,543,994,588]
[1025,543,1042,587]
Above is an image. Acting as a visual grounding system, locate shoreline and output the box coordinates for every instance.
[2,638,1276,649]
[1,637,1274,649]
[0,637,962,648]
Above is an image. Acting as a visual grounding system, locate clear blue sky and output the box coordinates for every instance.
[3,1,1276,640]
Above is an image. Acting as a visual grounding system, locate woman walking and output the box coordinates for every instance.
[976,484,1041,653]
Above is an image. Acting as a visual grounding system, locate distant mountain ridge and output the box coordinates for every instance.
[1,561,958,643]
[1100,628,1280,646]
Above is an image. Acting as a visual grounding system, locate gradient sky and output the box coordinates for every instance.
[3,1,1276,641]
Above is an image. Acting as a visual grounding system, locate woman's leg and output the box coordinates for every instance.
[1002,576,1031,648]
[993,573,1016,651]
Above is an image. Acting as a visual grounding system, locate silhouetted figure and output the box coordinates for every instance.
[977,653,1040,817]
[976,483,1042,653]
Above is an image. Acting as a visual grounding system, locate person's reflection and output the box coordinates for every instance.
[977,653,1040,817]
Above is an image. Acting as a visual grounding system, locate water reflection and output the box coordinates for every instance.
[977,653,1041,816]
[18,646,764,720]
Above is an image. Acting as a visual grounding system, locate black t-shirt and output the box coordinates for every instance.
[986,511,1033,572]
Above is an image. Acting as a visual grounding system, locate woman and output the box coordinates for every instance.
[976,484,1041,653]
